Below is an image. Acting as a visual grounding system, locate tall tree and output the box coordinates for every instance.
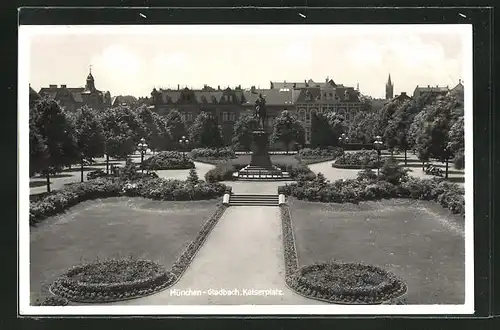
[30,97,79,192]
[72,106,105,182]
[348,112,378,144]
[99,106,142,173]
[136,105,171,152]
[189,111,223,148]
[310,112,332,148]
[447,116,465,170]
[270,110,305,154]
[165,109,188,149]
[232,115,259,150]
[324,112,348,146]
[29,118,48,178]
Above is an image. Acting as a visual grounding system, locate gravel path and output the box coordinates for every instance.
[113,206,323,305]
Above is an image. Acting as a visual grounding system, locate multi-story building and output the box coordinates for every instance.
[151,77,363,145]
[292,79,362,143]
[37,68,112,112]
[413,84,450,99]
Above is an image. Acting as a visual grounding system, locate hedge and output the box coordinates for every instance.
[143,151,195,170]
[297,147,344,159]
[190,147,236,160]
[333,150,382,168]
[278,176,464,217]
[29,177,231,225]
[204,162,316,182]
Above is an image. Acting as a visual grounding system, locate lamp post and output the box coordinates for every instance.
[179,135,189,160]
[338,133,349,163]
[373,135,384,177]
[137,138,148,173]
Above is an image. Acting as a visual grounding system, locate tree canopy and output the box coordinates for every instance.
[270,110,305,153]
[232,115,259,150]
[189,111,223,148]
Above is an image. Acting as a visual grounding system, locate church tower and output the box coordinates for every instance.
[84,65,96,92]
[385,74,394,99]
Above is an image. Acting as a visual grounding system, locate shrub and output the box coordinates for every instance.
[29,177,230,225]
[297,147,344,159]
[454,152,465,170]
[379,157,409,185]
[357,167,378,182]
[334,149,381,168]
[274,163,316,181]
[86,169,107,180]
[191,147,236,159]
[204,163,237,182]
[120,159,141,181]
[278,176,464,216]
[143,151,195,170]
[187,168,200,184]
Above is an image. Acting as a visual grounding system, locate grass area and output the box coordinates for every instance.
[288,198,465,304]
[29,196,219,304]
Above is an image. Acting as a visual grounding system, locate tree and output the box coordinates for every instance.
[189,111,223,148]
[310,112,332,148]
[270,110,305,154]
[375,100,400,138]
[99,106,142,173]
[165,109,188,149]
[447,116,464,169]
[136,105,171,152]
[412,94,463,178]
[324,112,348,146]
[72,105,105,182]
[30,97,79,192]
[232,115,259,150]
[348,112,378,144]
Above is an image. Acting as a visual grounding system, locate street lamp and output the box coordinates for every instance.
[179,135,189,160]
[373,135,384,176]
[137,138,148,173]
[338,133,349,163]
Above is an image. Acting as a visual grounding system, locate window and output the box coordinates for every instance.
[298,109,306,122]
[223,112,228,121]
[229,112,236,121]
[187,112,193,121]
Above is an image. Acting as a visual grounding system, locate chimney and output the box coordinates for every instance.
[61,84,67,88]
[218,85,220,90]
[177,84,180,90]
[49,84,57,88]
[401,92,406,96]
[427,85,430,88]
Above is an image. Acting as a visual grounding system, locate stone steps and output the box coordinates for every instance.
[228,194,280,206]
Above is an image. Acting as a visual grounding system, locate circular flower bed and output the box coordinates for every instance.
[288,262,407,304]
[50,259,175,303]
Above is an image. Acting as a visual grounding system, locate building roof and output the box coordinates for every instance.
[242,89,298,106]
[29,86,40,100]
[413,85,450,96]
[295,86,360,104]
[270,78,321,90]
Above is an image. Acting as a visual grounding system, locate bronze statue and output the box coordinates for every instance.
[254,93,267,130]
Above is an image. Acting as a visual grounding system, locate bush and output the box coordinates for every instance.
[454,152,465,170]
[204,163,237,182]
[297,147,344,159]
[274,163,316,181]
[333,150,381,168]
[120,159,141,181]
[86,169,107,180]
[357,167,378,182]
[187,168,200,184]
[29,177,230,225]
[143,151,195,170]
[279,175,464,216]
[191,147,236,159]
[379,157,409,185]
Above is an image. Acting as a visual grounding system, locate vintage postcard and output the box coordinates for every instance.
[19,24,473,315]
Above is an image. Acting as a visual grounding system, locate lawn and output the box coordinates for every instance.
[29,196,219,304]
[288,198,465,304]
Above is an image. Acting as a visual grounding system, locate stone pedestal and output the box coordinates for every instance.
[233,130,291,180]
[250,130,273,169]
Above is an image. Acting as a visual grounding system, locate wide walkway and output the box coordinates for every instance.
[113,206,323,305]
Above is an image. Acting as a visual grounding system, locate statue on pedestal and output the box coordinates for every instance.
[254,93,267,130]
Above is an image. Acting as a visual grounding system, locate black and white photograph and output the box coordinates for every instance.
[19,23,473,315]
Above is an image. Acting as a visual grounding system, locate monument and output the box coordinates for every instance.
[233,94,290,180]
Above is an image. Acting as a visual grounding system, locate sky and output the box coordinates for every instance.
[24,25,470,99]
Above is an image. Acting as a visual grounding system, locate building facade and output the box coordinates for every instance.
[37,68,112,112]
[151,78,363,145]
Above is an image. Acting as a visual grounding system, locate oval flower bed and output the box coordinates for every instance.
[288,262,407,304]
[50,259,175,303]
[332,150,381,169]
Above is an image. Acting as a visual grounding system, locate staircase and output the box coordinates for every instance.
[228,194,280,206]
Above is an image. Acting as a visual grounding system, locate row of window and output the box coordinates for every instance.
[222,112,236,121]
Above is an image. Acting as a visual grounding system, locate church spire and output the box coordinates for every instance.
[385,73,394,99]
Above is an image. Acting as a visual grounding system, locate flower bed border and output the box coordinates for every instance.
[48,204,228,303]
[331,163,378,169]
[50,259,176,303]
[280,204,407,305]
